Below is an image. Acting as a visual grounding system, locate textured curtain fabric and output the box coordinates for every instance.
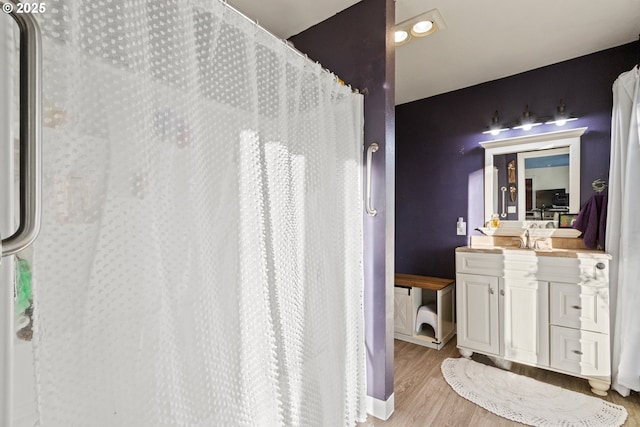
[29,1,366,425]
[606,65,640,396]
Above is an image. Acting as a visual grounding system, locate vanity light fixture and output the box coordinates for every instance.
[545,99,578,126]
[395,8,446,46]
[482,111,510,136]
[512,105,542,131]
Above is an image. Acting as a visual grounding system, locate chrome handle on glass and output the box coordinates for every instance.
[500,186,507,218]
[0,1,42,258]
[365,142,378,216]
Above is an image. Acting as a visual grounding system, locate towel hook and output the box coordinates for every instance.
[592,179,607,193]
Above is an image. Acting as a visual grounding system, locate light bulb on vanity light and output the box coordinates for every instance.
[513,105,542,131]
[482,110,509,136]
[545,99,578,126]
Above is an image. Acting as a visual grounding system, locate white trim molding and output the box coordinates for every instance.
[366,393,395,421]
[479,127,587,151]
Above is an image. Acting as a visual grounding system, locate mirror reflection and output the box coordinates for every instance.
[521,149,569,221]
[493,148,570,221]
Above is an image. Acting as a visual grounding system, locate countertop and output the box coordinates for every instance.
[456,246,611,259]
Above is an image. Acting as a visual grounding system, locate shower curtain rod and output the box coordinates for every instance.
[220,0,361,94]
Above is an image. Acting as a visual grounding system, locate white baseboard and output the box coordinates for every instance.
[366,393,394,421]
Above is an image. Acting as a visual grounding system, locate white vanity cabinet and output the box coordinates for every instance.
[455,248,611,395]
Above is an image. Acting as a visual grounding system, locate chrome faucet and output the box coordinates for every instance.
[524,228,531,249]
[521,229,550,250]
[520,228,541,249]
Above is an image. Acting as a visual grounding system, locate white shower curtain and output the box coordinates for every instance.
[28,1,366,425]
[606,65,640,396]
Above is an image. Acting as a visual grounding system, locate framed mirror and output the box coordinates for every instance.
[480,127,586,225]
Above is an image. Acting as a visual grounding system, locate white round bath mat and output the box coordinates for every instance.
[441,357,628,427]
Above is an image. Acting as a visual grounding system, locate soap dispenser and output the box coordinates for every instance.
[457,217,466,236]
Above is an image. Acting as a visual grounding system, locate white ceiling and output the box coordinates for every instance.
[227,0,361,40]
[228,0,640,105]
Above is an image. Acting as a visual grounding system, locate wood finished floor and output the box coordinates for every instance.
[358,338,640,426]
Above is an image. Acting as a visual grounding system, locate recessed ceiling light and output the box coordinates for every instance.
[395,30,410,45]
[411,20,434,37]
[395,8,446,47]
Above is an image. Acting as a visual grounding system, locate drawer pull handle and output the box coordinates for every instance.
[500,289,505,296]
[573,350,583,355]
[571,305,582,310]
[596,262,606,270]
[489,288,495,295]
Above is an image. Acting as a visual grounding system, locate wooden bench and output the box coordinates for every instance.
[393,273,456,350]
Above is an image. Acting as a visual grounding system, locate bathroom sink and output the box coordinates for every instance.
[476,227,525,237]
[477,227,581,238]
[526,228,581,238]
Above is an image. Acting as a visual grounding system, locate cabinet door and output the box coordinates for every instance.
[456,273,499,355]
[394,287,413,336]
[503,278,549,366]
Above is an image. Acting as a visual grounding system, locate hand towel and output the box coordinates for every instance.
[572,194,607,250]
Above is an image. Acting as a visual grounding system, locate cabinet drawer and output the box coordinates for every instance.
[537,256,609,285]
[550,326,610,377]
[550,282,609,333]
[456,252,503,276]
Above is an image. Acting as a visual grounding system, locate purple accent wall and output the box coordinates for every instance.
[289,0,396,403]
[396,41,638,279]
